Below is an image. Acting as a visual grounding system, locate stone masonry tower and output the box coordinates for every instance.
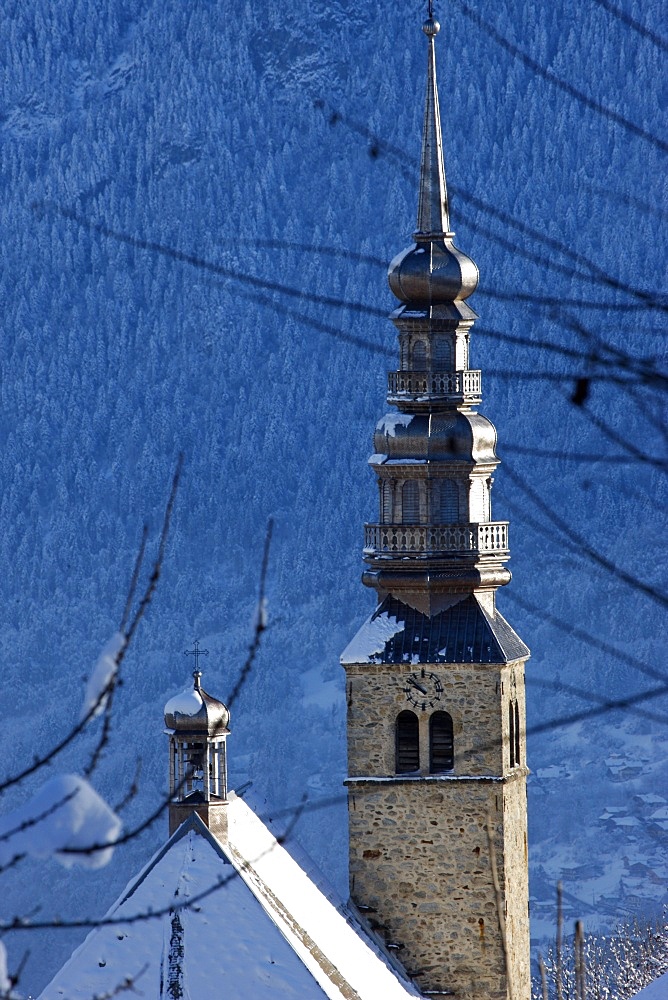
[341,15,530,1000]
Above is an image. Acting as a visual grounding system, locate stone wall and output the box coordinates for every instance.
[347,777,528,999]
[344,655,530,999]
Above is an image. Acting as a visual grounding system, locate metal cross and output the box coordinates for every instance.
[427,0,435,18]
[184,639,209,672]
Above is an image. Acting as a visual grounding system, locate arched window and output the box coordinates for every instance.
[514,700,521,767]
[402,481,420,524]
[509,701,516,768]
[438,480,459,522]
[432,337,452,371]
[396,711,419,773]
[429,712,454,773]
[411,340,427,371]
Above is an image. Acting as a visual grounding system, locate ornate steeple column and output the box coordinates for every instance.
[342,15,531,1000]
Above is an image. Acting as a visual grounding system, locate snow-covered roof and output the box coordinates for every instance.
[342,593,529,665]
[633,970,668,998]
[39,794,421,1000]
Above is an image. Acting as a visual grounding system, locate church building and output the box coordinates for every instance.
[40,12,530,1000]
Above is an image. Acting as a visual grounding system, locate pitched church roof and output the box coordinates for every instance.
[39,794,422,1000]
[342,593,529,665]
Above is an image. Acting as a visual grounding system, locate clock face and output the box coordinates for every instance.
[402,669,443,710]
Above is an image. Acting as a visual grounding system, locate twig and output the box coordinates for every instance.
[2,793,308,933]
[91,962,149,999]
[556,882,564,1000]
[227,519,273,710]
[0,789,78,846]
[114,760,143,814]
[575,920,586,1000]
[538,954,548,1000]
[0,459,182,797]
[85,456,183,778]
[119,525,148,634]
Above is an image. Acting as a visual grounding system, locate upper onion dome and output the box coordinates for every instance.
[164,671,230,735]
[388,238,478,305]
[388,15,479,307]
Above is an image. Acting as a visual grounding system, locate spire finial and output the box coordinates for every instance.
[184,638,209,674]
[416,5,450,238]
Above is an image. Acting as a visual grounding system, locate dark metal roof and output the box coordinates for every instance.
[367,594,529,664]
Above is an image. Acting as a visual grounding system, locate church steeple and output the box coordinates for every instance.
[416,16,451,238]
[365,13,507,618]
[342,14,531,1000]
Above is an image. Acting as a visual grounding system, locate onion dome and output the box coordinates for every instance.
[164,670,230,735]
[388,17,478,307]
[373,410,498,465]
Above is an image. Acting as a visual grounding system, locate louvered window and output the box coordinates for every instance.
[411,340,427,371]
[432,337,451,371]
[438,480,459,522]
[514,700,521,766]
[402,481,420,524]
[396,711,420,773]
[381,480,393,523]
[509,701,516,768]
[470,478,488,522]
[429,712,454,773]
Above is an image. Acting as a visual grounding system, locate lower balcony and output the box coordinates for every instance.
[364,522,509,557]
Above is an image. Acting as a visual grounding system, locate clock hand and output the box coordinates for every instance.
[409,677,428,695]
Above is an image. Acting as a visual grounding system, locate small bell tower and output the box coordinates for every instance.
[342,13,530,1000]
[164,665,230,838]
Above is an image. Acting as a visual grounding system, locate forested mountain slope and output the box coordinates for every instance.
[1,0,666,991]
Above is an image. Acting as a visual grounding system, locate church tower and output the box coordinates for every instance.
[341,14,530,1000]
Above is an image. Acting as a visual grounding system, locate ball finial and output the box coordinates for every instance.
[422,17,440,37]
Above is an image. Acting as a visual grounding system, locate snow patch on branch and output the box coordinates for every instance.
[254,595,268,630]
[0,774,121,870]
[80,632,126,722]
[0,941,10,994]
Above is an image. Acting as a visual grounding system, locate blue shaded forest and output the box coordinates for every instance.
[1,0,666,991]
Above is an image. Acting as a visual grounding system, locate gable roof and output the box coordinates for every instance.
[39,796,422,1000]
[633,971,668,998]
[341,594,529,665]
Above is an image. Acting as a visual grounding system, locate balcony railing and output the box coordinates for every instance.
[364,522,509,557]
[387,370,482,401]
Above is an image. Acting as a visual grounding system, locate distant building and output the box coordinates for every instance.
[41,14,530,1000]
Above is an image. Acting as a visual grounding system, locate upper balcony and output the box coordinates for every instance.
[364,521,508,558]
[387,369,482,406]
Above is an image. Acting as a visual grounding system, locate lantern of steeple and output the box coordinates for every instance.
[164,668,230,837]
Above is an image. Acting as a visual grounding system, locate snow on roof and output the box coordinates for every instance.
[375,412,414,437]
[226,795,421,999]
[39,795,421,1000]
[163,685,203,717]
[341,594,529,665]
[633,970,668,998]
